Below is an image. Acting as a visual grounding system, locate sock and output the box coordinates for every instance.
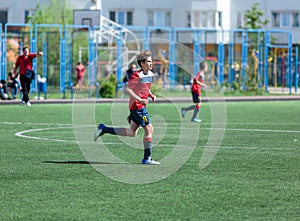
[102,126,126,136]
[192,106,200,119]
[185,105,195,112]
[143,137,153,160]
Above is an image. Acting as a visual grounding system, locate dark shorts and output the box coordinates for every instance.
[192,91,201,103]
[129,108,151,127]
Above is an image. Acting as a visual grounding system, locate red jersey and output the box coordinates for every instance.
[191,71,205,95]
[76,64,85,77]
[15,53,37,75]
[127,70,154,110]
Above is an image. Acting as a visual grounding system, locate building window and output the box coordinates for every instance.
[186,12,191,27]
[0,10,8,24]
[207,11,215,28]
[218,11,222,27]
[155,11,164,27]
[237,11,243,28]
[281,12,290,27]
[292,12,299,27]
[193,11,200,27]
[109,11,115,22]
[147,10,172,27]
[147,11,154,26]
[165,11,171,27]
[271,12,280,27]
[127,11,133,25]
[201,12,207,27]
[25,10,35,23]
[117,11,124,24]
[192,10,216,28]
[109,10,133,25]
[272,11,300,28]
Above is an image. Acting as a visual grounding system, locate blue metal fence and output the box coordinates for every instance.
[0,23,296,98]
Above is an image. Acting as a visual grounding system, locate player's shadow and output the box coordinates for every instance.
[43,160,139,165]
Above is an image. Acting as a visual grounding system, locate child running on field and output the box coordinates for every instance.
[94,50,160,165]
[181,61,208,122]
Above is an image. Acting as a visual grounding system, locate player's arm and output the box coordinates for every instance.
[148,90,156,102]
[12,58,20,74]
[28,52,43,59]
[194,75,207,88]
[197,81,207,88]
[125,86,148,105]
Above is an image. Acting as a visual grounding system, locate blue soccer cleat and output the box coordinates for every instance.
[181,108,186,118]
[94,123,105,142]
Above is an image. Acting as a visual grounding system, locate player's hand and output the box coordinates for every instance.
[151,95,156,102]
[139,98,148,105]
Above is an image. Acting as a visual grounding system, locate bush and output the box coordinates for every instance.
[99,75,116,98]
[232,81,240,91]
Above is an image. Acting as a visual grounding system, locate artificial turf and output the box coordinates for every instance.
[0,101,299,220]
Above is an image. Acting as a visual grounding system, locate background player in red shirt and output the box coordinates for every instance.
[12,46,43,106]
[94,50,160,165]
[75,61,85,88]
[181,61,208,122]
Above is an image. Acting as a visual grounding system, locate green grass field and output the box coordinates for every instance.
[1,100,300,220]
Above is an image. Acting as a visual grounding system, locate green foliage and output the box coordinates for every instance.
[176,67,191,86]
[244,2,269,29]
[27,0,72,25]
[26,0,90,87]
[149,82,161,95]
[99,74,117,98]
[26,0,73,87]
[241,3,270,92]
[232,81,240,91]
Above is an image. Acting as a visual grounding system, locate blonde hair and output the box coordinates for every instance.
[137,50,152,67]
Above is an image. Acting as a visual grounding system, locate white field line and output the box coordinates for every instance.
[2,121,300,127]
[12,124,300,151]
[3,121,300,134]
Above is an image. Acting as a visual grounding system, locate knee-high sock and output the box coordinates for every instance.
[102,126,127,136]
[143,137,153,160]
[184,105,195,112]
[192,106,200,119]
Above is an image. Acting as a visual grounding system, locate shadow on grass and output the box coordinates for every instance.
[42,160,140,165]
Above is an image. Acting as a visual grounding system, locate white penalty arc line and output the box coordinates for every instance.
[15,125,300,142]
[3,121,300,127]
[4,121,300,133]
[12,122,300,134]
[15,127,78,143]
[14,126,300,152]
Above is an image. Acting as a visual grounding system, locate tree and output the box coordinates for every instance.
[27,0,72,25]
[244,2,269,29]
[26,0,89,90]
[242,2,270,92]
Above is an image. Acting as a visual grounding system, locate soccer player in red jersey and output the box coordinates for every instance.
[12,46,43,106]
[75,61,85,88]
[94,50,160,165]
[181,61,208,122]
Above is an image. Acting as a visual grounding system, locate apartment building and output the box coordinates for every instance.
[102,0,300,44]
